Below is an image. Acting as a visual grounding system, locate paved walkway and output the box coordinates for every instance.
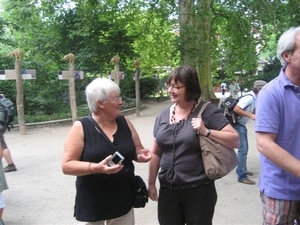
[3,93,262,225]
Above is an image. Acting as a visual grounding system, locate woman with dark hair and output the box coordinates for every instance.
[148,65,239,225]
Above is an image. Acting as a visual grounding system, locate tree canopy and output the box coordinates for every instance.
[0,0,298,115]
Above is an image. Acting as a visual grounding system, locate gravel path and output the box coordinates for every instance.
[3,95,262,224]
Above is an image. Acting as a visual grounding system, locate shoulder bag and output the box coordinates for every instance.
[197,102,238,180]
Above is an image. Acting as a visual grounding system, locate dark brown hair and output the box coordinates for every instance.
[166,65,201,101]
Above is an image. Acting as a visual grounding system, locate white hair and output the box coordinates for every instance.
[85,78,120,113]
[277,26,300,67]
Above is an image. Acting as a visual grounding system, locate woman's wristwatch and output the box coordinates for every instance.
[206,129,211,137]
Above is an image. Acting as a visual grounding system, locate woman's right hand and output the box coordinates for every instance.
[90,155,124,174]
[148,184,158,201]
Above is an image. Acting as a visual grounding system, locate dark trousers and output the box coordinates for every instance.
[158,182,217,225]
[222,89,225,95]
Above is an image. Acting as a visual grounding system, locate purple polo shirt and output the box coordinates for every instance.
[255,69,300,200]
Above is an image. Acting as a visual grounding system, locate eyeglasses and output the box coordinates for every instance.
[110,96,122,102]
[167,85,185,91]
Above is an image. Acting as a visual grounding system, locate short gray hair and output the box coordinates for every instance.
[277,26,300,67]
[85,78,120,113]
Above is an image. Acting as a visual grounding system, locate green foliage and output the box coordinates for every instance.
[120,74,159,98]
[19,103,90,123]
[140,76,160,98]
[0,80,16,102]
[211,2,260,79]
[23,80,69,115]
[237,57,281,90]
[125,4,179,71]
[0,0,299,123]
[120,74,135,98]
[258,57,281,82]
[160,74,169,86]
[0,0,141,119]
[19,97,138,123]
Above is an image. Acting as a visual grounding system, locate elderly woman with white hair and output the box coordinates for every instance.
[62,78,151,225]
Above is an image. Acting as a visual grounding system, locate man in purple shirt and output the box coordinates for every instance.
[255,27,300,224]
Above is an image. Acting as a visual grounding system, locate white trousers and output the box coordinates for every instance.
[77,208,134,225]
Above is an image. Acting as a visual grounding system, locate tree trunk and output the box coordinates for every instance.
[179,0,218,104]
[135,67,141,116]
[69,62,78,123]
[114,63,120,86]
[196,0,216,103]
[15,60,26,134]
[179,0,196,66]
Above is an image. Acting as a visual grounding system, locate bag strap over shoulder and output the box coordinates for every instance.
[87,115,137,178]
[197,102,210,118]
[87,115,114,148]
[238,93,253,99]
[237,93,255,112]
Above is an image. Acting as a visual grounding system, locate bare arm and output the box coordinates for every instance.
[148,138,162,201]
[233,105,255,120]
[191,118,240,149]
[256,132,300,178]
[125,116,152,163]
[61,121,123,176]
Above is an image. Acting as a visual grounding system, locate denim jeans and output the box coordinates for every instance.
[232,122,249,181]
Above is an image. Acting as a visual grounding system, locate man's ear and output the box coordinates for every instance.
[282,51,292,63]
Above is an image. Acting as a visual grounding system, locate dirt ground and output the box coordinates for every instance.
[2,94,262,225]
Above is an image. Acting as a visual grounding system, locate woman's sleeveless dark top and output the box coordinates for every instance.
[74,115,136,222]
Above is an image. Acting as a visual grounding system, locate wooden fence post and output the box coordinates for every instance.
[63,53,77,123]
[7,49,26,134]
[134,59,141,116]
[111,55,120,86]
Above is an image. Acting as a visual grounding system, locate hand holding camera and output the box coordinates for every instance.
[108,151,124,167]
[89,152,124,174]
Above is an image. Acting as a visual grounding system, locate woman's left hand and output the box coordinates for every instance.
[136,149,152,162]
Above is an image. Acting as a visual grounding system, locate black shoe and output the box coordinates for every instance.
[4,163,17,172]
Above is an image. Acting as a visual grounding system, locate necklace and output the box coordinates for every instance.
[171,100,198,124]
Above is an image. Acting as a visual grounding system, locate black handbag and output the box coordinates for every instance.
[131,174,148,208]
